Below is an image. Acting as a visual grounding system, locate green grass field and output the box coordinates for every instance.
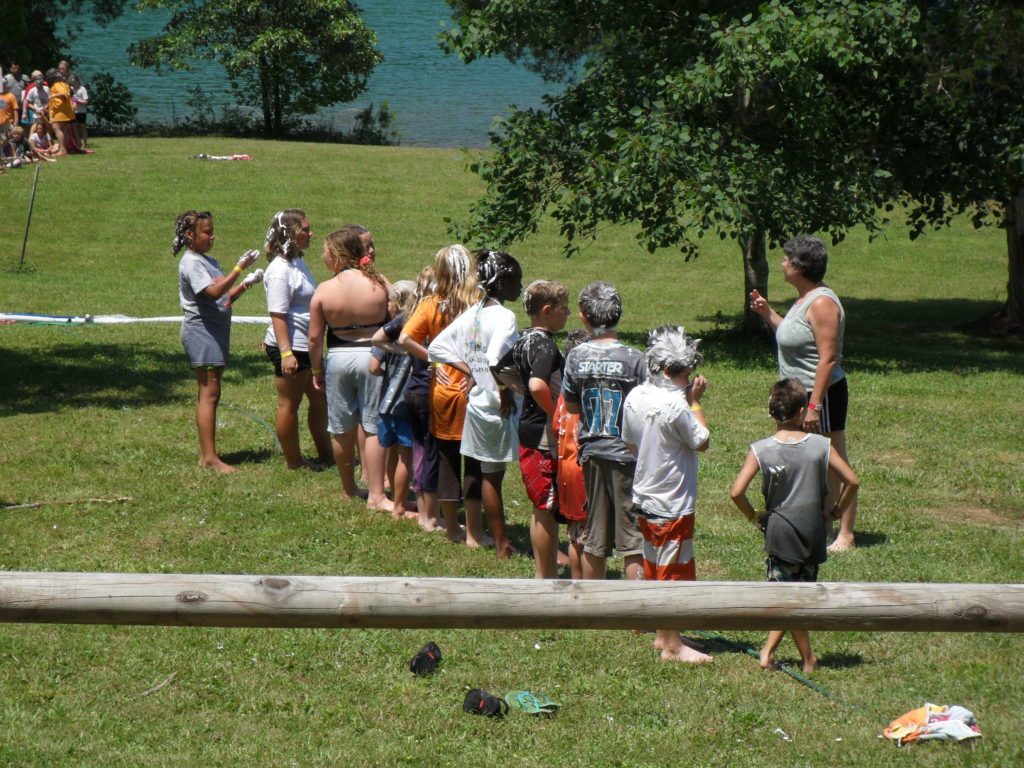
[1,137,1022,767]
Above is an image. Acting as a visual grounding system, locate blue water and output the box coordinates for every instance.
[67,1,556,148]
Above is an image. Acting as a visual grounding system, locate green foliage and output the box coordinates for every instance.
[0,1,127,66]
[88,71,138,127]
[441,1,1024,328]
[129,0,383,136]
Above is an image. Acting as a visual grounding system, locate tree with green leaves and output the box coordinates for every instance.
[0,1,126,69]
[130,0,382,136]
[442,1,1024,332]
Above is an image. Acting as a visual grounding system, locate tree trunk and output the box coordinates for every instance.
[1003,191,1024,333]
[741,231,770,331]
[258,59,272,136]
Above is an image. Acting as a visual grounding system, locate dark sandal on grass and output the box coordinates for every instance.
[463,688,508,718]
[409,641,442,675]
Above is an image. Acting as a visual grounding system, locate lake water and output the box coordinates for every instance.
[67,1,557,148]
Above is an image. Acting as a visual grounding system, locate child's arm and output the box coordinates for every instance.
[372,326,406,355]
[308,292,326,390]
[368,352,384,377]
[200,250,260,301]
[729,450,764,529]
[825,449,860,521]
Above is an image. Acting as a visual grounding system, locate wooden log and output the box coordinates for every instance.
[0,573,1022,632]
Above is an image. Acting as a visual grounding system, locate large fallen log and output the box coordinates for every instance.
[1,573,1021,632]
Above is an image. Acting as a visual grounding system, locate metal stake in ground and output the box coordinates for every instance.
[19,163,42,271]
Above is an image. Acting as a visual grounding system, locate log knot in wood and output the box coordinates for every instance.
[175,591,208,604]
[260,577,292,591]
[956,602,999,627]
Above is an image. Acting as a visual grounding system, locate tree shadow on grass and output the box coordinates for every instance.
[620,296,1024,375]
[1,344,271,417]
[817,652,866,670]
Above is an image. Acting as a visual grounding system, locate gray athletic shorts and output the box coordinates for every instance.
[325,345,381,435]
[580,455,643,558]
[181,318,230,368]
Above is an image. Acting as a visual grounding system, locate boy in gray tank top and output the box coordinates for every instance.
[730,378,859,673]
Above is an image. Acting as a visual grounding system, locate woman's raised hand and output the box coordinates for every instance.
[237,249,260,270]
[748,289,770,318]
[241,268,264,288]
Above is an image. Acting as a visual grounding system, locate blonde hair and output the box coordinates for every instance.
[523,279,568,316]
[389,280,418,317]
[433,244,481,322]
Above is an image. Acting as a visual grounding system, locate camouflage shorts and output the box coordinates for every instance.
[766,556,819,583]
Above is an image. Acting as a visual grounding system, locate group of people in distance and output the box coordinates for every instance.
[1,59,91,170]
[173,209,860,671]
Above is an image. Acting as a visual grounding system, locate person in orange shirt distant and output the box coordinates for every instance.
[0,80,18,139]
[45,68,75,156]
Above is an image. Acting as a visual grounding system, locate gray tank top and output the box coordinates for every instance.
[752,433,831,565]
[775,286,845,390]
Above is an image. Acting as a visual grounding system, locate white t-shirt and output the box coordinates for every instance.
[74,86,88,114]
[623,381,709,520]
[262,255,317,351]
[428,300,520,462]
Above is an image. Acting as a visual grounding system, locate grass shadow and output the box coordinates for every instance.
[220,448,277,466]
[1,343,272,416]
[845,531,889,548]
[817,652,866,670]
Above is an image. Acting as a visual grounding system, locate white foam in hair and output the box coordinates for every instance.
[645,324,702,384]
[439,244,470,283]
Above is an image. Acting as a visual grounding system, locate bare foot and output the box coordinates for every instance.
[366,496,394,513]
[446,526,467,544]
[759,648,777,670]
[661,645,713,663]
[201,458,237,474]
[496,543,520,560]
[801,655,818,674]
[556,550,570,566]
[651,634,664,650]
[466,533,495,549]
[419,516,446,533]
[827,533,855,553]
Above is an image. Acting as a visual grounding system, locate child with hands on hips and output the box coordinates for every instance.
[174,209,264,473]
[729,378,859,673]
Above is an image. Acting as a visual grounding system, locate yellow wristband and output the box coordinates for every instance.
[231,265,242,275]
[311,368,323,376]
[690,403,703,412]
[281,349,294,358]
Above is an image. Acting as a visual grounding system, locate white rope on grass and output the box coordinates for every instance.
[1,313,270,325]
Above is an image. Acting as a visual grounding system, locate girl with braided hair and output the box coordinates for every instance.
[308,225,393,510]
[427,249,523,559]
[174,209,263,472]
[261,210,333,470]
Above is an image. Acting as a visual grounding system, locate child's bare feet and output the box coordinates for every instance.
[419,515,446,532]
[759,647,777,670]
[366,495,394,513]
[827,533,855,552]
[661,645,713,663]
[290,459,325,472]
[466,533,495,548]
[446,526,467,544]
[496,543,519,560]
[201,458,237,474]
[801,655,818,674]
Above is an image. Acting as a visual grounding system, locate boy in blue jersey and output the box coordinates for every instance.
[561,281,646,581]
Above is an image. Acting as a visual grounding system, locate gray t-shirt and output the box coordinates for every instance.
[751,433,831,565]
[775,286,845,390]
[561,340,646,462]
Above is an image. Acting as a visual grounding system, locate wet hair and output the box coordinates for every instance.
[323,225,385,288]
[563,329,591,354]
[172,210,212,256]
[264,209,306,262]
[577,280,622,332]
[67,73,81,90]
[389,280,418,318]
[644,324,702,383]
[475,249,521,298]
[768,378,808,424]
[433,244,482,322]
[522,279,568,317]
[783,236,828,283]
